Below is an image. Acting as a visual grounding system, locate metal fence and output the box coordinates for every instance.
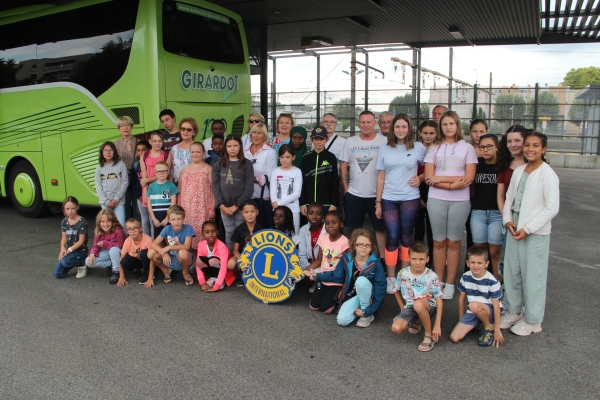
[253,84,600,155]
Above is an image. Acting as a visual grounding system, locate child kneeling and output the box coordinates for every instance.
[450,245,504,347]
[305,229,385,328]
[391,241,443,352]
[196,220,236,292]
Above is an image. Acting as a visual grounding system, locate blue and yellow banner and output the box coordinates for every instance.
[238,229,304,304]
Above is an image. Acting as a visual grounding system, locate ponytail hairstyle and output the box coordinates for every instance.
[524,131,549,164]
[496,125,527,171]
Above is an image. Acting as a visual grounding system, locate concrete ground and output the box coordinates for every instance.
[0,167,598,399]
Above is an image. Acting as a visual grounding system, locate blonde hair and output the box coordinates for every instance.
[249,111,265,123]
[167,204,186,218]
[276,113,295,134]
[179,117,199,139]
[434,110,464,145]
[249,122,269,143]
[94,209,122,236]
[348,229,378,257]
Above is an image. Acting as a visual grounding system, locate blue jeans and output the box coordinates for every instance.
[337,277,373,326]
[85,247,121,271]
[381,198,421,251]
[470,209,503,245]
[101,203,126,230]
[53,248,88,279]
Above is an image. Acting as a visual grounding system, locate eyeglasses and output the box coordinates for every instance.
[180,127,194,133]
[355,243,372,249]
[155,169,169,173]
[248,119,261,124]
[479,144,496,151]
[118,124,132,128]
[126,227,141,232]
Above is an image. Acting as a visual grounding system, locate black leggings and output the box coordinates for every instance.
[309,284,339,313]
[414,207,434,262]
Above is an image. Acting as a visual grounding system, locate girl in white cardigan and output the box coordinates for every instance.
[500,132,560,336]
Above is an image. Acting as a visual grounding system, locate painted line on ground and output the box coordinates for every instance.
[549,252,600,271]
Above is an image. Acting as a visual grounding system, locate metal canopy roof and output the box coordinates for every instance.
[1,1,599,49]
[210,0,600,50]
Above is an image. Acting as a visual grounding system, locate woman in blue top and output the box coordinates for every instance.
[375,113,427,295]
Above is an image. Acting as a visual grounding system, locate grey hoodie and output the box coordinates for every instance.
[94,160,129,206]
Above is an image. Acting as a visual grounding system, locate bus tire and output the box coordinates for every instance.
[8,160,50,218]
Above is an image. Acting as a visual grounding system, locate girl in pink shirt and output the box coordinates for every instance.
[304,211,349,313]
[424,111,478,300]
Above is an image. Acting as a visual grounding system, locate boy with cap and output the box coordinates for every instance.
[300,126,340,216]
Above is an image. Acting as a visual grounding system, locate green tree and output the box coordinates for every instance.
[476,107,486,120]
[528,91,559,116]
[0,58,30,89]
[332,97,363,130]
[561,66,600,89]
[569,99,585,126]
[493,94,526,128]
[388,94,429,117]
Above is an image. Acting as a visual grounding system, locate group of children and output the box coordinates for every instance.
[57,110,559,351]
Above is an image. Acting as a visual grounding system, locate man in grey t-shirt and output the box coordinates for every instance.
[340,111,387,259]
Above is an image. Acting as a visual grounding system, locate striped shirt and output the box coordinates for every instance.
[147,180,179,213]
[457,271,504,313]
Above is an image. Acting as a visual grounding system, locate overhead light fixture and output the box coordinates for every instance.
[312,36,333,46]
[449,26,464,40]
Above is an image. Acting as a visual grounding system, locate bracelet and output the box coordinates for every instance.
[68,247,72,253]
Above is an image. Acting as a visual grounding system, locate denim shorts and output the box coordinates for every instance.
[470,209,503,245]
[166,250,189,272]
[459,304,495,326]
[393,302,437,324]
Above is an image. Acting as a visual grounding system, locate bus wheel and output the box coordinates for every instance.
[8,160,49,218]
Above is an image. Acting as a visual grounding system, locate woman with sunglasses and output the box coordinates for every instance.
[269,113,295,153]
[241,112,265,149]
[245,122,277,228]
[170,118,198,184]
[469,133,502,280]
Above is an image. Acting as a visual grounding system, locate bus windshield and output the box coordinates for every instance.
[163,1,244,64]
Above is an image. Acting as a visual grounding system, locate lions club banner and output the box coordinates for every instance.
[237,229,304,304]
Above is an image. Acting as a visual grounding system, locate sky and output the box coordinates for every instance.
[251,42,600,111]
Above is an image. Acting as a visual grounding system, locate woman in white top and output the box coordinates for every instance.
[244,122,277,228]
[499,132,560,337]
[170,118,198,184]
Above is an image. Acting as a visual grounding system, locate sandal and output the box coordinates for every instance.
[418,335,435,352]
[163,268,173,284]
[408,321,422,335]
[184,277,194,286]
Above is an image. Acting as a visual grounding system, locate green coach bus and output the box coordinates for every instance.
[0,0,251,217]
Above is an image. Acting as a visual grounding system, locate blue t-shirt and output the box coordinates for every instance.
[376,142,426,201]
[148,180,179,213]
[159,224,195,255]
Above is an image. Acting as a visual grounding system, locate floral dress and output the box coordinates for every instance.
[179,166,213,249]
[170,143,192,183]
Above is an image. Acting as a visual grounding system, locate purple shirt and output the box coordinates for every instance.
[424,140,478,202]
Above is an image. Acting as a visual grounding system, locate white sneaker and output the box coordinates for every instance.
[76,266,87,278]
[386,277,395,295]
[356,315,374,328]
[441,283,455,300]
[500,312,523,329]
[510,319,542,336]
